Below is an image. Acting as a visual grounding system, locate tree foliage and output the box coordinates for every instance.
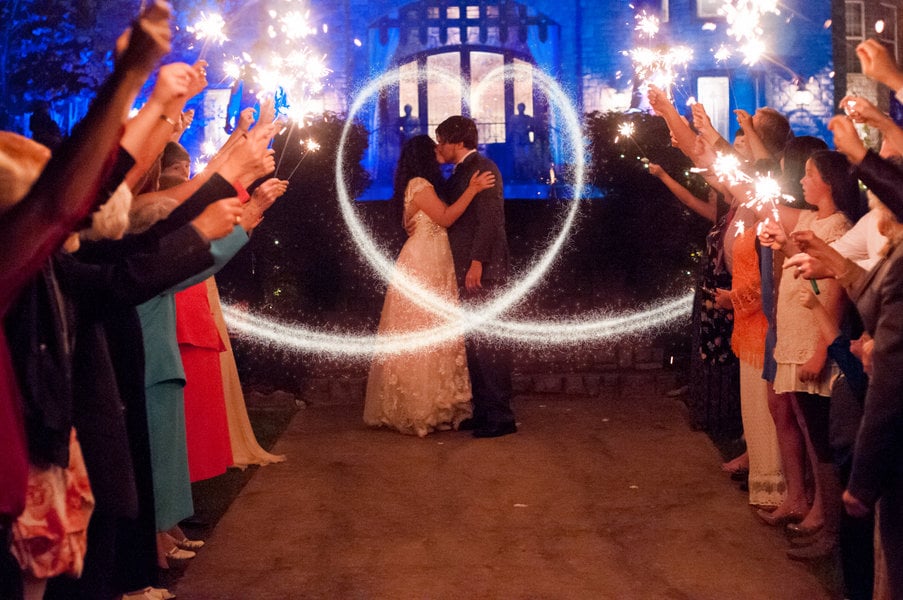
[220,112,374,322]
[581,110,711,301]
[0,0,126,109]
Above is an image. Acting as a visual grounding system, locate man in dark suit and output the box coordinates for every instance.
[435,116,516,438]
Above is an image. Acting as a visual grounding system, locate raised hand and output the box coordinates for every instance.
[856,39,903,90]
[734,109,753,131]
[179,109,195,133]
[256,98,276,127]
[692,103,716,137]
[840,95,883,125]
[467,170,496,193]
[758,220,786,250]
[242,178,289,231]
[647,163,665,178]
[237,107,256,132]
[149,62,194,106]
[185,60,209,100]
[116,0,172,75]
[219,121,278,186]
[191,197,244,241]
[783,230,845,279]
[828,115,867,165]
[646,85,672,117]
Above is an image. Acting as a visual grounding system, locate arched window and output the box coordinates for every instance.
[396,49,534,144]
[368,0,558,188]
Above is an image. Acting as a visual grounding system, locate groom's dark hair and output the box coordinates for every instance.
[436,116,478,149]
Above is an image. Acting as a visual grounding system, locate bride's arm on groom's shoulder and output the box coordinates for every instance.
[413,171,495,228]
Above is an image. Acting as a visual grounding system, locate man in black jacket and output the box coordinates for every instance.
[435,116,516,438]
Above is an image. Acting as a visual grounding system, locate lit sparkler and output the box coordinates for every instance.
[719,0,780,65]
[188,11,229,46]
[635,11,660,38]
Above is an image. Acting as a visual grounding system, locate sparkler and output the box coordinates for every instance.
[284,138,321,181]
[719,0,780,65]
[188,11,229,46]
[614,121,650,165]
[627,9,693,99]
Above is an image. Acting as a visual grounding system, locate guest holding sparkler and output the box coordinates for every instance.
[647,86,741,441]
[758,151,861,538]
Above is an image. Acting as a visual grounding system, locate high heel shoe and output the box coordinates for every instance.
[785,521,823,538]
[756,505,806,526]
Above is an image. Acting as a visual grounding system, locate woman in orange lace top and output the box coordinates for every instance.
[716,216,785,508]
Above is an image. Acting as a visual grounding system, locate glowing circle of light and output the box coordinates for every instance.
[222,63,694,356]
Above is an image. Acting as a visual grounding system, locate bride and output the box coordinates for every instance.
[364,135,495,436]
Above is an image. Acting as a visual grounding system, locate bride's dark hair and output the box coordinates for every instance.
[393,135,443,205]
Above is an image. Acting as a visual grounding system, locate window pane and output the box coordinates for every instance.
[513,58,533,118]
[879,3,898,60]
[697,0,721,18]
[466,6,480,19]
[399,61,419,117]
[470,52,505,143]
[427,53,462,132]
[446,6,460,19]
[846,2,864,38]
[697,77,730,140]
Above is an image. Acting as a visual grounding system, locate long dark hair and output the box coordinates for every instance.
[780,135,827,206]
[809,150,864,223]
[392,135,443,216]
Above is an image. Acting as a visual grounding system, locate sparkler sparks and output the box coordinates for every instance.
[217,64,691,356]
[188,11,229,46]
[719,0,780,65]
[635,11,660,38]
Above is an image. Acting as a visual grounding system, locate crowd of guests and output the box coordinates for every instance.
[0,3,288,599]
[649,38,903,600]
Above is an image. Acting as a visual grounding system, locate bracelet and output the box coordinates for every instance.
[159,114,178,129]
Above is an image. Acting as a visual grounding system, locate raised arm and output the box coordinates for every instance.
[841,95,903,158]
[411,171,495,228]
[0,0,171,312]
[648,163,716,223]
[734,109,773,163]
[121,60,206,189]
[647,85,698,161]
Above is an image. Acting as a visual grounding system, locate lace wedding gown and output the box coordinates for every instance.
[363,178,472,436]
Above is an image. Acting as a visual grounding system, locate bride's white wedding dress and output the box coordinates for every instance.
[363,177,472,436]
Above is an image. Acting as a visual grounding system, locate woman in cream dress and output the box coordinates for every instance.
[364,135,494,437]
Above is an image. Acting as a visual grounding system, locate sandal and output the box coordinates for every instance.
[175,537,205,551]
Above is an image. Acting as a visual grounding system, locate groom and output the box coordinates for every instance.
[435,116,516,438]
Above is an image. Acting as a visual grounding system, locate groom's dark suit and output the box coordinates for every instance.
[445,151,515,428]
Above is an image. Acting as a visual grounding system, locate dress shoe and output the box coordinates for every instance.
[756,505,806,527]
[785,521,823,538]
[473,421,517,438]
